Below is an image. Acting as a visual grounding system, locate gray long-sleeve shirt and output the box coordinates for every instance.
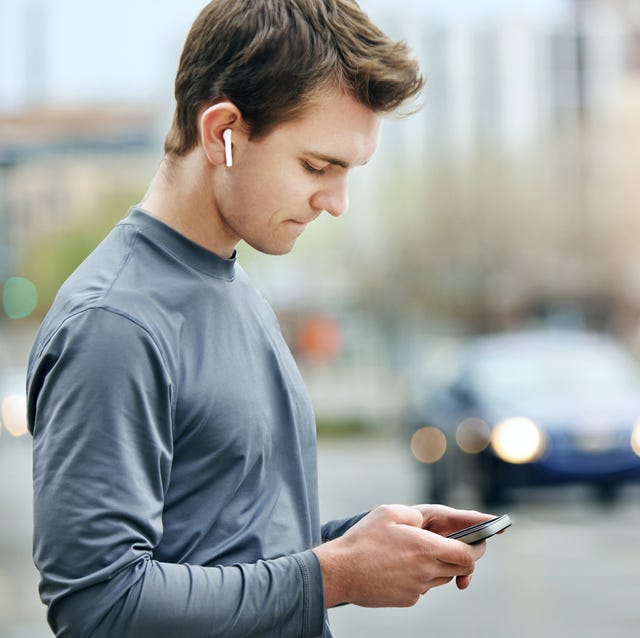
[27,208,363,637]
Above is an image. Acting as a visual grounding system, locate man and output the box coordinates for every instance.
[27,1,494,636]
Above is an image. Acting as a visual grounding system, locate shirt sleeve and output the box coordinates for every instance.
[27,307,325,638]
[321,513,369,543]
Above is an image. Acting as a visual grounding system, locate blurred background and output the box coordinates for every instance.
[1,0,640,636]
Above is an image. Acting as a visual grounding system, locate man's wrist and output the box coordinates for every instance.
[312,539,354,608]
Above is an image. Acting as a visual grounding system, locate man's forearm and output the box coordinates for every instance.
[50,552,325,638]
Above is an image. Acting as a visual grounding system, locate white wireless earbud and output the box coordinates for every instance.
[223,128,233,167]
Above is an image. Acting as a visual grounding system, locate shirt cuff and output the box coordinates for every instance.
[293,550,326,637]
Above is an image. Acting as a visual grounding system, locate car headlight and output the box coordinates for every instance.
[631,421,640,457]
[491,417,546,464]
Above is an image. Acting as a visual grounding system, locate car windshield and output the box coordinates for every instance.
[467,336,640,405]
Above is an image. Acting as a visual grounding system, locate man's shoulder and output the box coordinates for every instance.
[29,221,165,360]
[44,222,144,321]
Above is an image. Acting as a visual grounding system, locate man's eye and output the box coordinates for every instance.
[302,161,327,177]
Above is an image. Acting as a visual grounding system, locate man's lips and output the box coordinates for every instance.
[291,212,321,225]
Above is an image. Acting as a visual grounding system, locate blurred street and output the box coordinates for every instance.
[0,436,44,638]
[2,431,639,637]
[319,436,640,638]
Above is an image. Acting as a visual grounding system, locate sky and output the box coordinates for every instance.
[0,0,571,113]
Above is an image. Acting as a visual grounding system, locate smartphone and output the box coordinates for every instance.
[446,514,512,545]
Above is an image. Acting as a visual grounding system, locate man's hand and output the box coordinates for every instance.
[411,504,496,590]
[312,504,492,609]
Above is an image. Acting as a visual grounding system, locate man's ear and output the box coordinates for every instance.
[199,102,244,167]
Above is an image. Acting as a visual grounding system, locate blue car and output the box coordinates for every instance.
[407,330,640,505]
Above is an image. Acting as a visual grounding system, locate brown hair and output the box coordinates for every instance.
[164,0,424,156]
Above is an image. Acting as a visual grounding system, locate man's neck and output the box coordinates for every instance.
[139,151,238,258]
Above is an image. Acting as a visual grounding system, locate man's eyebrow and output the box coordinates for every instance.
[303,150,370,169]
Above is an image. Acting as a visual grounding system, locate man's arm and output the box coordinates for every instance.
[28,308,325,638]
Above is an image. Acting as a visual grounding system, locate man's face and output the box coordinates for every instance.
[213,89,382,255]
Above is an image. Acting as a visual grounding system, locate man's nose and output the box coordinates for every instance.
[313,176,349,217]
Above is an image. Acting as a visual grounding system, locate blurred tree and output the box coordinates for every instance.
[20,188,141,318]
[346,79,640,337]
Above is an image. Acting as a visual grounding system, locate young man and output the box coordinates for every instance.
[27,2,494,636]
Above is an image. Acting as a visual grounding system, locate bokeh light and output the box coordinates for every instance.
[631,421,640,457]
[1,394,29,437]
[491,417,546,464]
[2,276,38,319]
[456,418,491,454]
[410,426,447,464]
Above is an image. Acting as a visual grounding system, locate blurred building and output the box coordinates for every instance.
[330,0,640,335]
[370,0,640,163]
[0,107,158,279]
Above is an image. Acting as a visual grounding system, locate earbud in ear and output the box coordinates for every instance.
[223,128,233,167]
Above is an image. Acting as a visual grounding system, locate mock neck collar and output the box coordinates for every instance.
[123,208,237,281]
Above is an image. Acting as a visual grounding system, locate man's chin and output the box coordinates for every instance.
[244,238,297,256]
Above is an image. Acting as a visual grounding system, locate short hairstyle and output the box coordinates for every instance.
[164,0,424,155]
